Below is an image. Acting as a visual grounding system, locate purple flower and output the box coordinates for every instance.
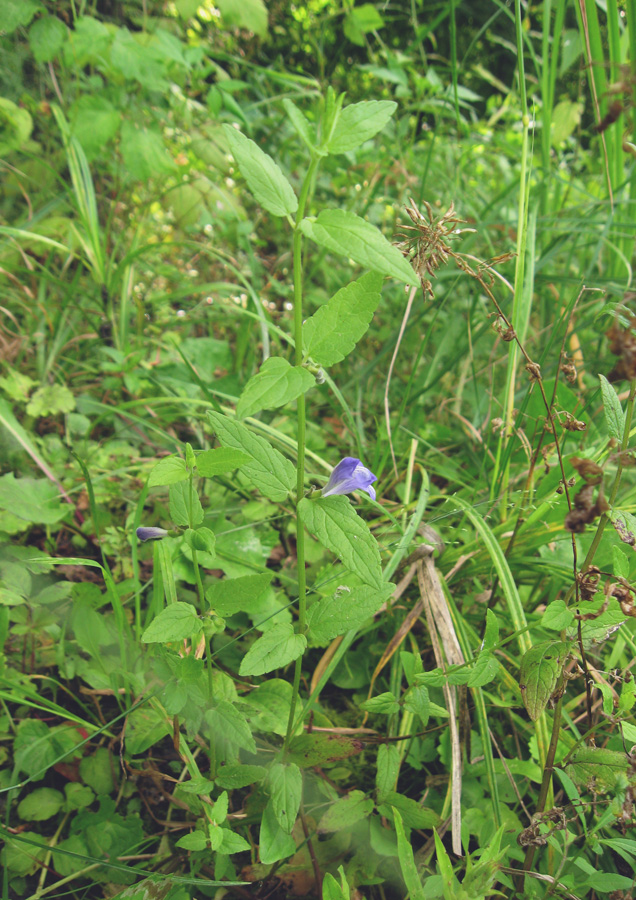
[136,526,168,542]
[321,457,377,501]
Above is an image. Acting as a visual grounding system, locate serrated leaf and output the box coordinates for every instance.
[375,744,399,802]
[360,692,400,714]
[176,830,208,850]
[612,545,630,580]
[482,608,500,650]
[206,572,273,617]
[208,411,295,501]
[610,508,636,549]
[17,787,64,821]
[259,799,295,864]
[327,100,396,153]
[465,652,499,687]
[300,209,418,286]
[268,762,302,834]
[239,622,306,676]
[215,764,266,789]
[148,455,188,487]
[224,125,297,217]
[195,447,251,476]
[299,495,383,588]
[183,526,216,556]
[169,480,204,526]
[569,596,626,647]
[307,582,394,643]
[218,828,251,854]
[318,790,374,833]
[28,15,67,63]
[236,357,315,419]
[566,746,629,789]
[542,599,575,631]
[393,807,426,900]
[403,684,429,726]
[216,0,268,38]
[519,641,569,720]
[303,272,383,366]
[26,384,75,417]
[599,374,625,441]
[286,732,364,768]
[141,602,201,643]
[205,700,257,754]
[282,98,315,150]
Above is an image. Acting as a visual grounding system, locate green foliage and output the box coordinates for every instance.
[2,1,636,897]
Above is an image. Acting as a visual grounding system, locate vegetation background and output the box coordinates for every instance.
[1,0,636,898]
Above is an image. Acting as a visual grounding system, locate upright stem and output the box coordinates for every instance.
[284,155,320,754]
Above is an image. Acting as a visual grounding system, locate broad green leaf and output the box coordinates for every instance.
[403,684,429,726]
[465,652,500,688]
[360,692,400,714]
[79,747,115,795]
[612,545,630,579]
[125,707,171,755]
[566,747,629,789]
[286,733,364,768]
[239,622,306,676]
[300,209,418,286]
[210,791,229,824]
[176,831,208,850]
[344,3,384,45]
[71,96,121,159]
[236,357,315,419]
[206,572,273,617]
[303,272,383,366]
[0,474,68,525]
[215,765,267,789]
[218,828,251,854]
[482,608,500,649]
[64,783,95,811]
[375,744,400,802]
[178,776,215,794]
[622,720,636,743]
[0,0,42,34]
[570,595,626,647]
[169,480,204,526]
[322,871,349,900]
[327,100,396,153]
[28,15,67,62]
[18,787,64,821]
[318,790,374,833]
[26,383,75,417]
[268,762,302,833]
[259,799,296,864]
[551,99,584,146]
[307,582,395,643]
[141,601,201,643]
[148,455,188,487]
[208,411,295,501]
[299,495,383,588]
[393,808,426,900]
[2,834,47,876]
[195,447,251,476]
[610,508,636,549]
[519,641,569,720]
[542,599,575,631]
[183,526,216,556]
[599,374,625,441]
[381,792,440,829]
[121,121,176,181]
[224,125,297,217]
[282,98,315,150]
[205,700,257,754]
[216,0,268,38]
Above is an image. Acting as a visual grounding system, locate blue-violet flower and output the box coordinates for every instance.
[136,526,168,542]
[321,457,377,501]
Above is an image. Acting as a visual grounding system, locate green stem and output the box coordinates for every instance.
[283,154,320,755]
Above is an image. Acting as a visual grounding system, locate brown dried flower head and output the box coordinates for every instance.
[395,199,471,295]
